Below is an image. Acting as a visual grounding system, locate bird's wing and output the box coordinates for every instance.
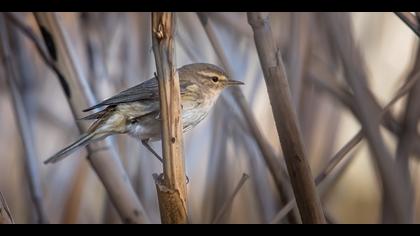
[83,77,160,112]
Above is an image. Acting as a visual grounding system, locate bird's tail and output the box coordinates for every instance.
[44,132,97,164]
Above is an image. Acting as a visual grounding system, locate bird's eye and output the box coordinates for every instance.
[211,76,219,83]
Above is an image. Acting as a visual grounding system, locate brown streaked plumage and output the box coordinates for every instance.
[44,63,244,164]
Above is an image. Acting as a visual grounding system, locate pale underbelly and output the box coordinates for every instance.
[127,109,209,141]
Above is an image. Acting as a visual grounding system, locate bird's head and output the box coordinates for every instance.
[179,63,244,94]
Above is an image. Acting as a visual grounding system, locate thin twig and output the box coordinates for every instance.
[0,14,49,224]
[314,130,363,185]
[33,12,149,224]
[211,173,250,224]
[231,124,275,223]
[270,131,362,223]
[202,109,232,223]
[151,12,188,224]
[0,191,14,224]
[270,200,296,224]
[318,152,361,198]
[248,12,325,224]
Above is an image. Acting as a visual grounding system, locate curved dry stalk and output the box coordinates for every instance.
[0,14,49,224]
[33,12,149,224]
[212,173,250,224]
[151,12,188,224]
[0,191,14,224]
[394,12,420,37]
[248,12,325,224]
[4,12,70,97]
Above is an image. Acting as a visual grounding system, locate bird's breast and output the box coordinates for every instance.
[181,100,212,133]
[122,97,215,141]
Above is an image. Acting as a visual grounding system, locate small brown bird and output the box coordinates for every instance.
[44,63,243,164]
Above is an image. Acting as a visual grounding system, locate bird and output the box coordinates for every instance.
[44,63,244,164]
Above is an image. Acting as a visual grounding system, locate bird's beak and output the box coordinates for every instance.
[225,79,244,86]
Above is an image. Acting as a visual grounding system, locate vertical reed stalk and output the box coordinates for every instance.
[247,12,325,224]
[151,12,188,224]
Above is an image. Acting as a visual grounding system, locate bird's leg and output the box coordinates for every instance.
[141,139,163,163]
[141,139,190,184]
